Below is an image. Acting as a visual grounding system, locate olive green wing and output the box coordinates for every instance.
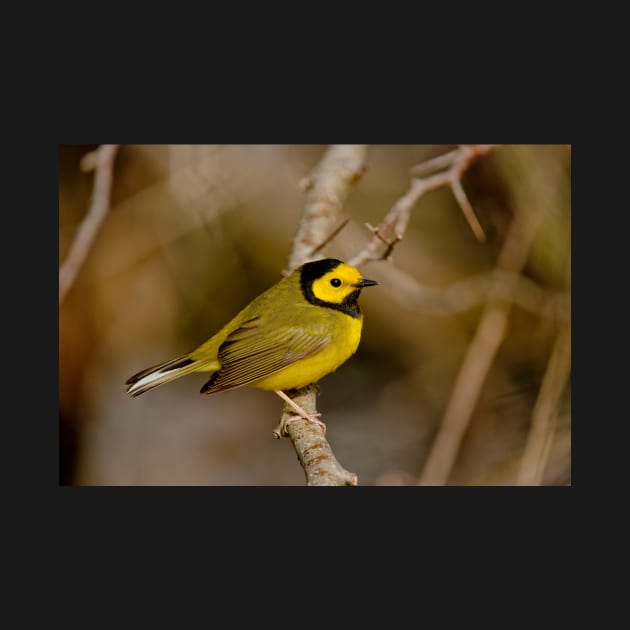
[200,316,331,394]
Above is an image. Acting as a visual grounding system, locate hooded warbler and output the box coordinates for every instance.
[125,258,378,432]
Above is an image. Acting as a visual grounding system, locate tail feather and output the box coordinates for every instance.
[126,356,201,397]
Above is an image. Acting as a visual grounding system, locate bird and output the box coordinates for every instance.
[125,258,378,436]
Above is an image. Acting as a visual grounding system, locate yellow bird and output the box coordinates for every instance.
[125,258,378,433]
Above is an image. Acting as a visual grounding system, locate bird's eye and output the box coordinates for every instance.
[330,278,341,287]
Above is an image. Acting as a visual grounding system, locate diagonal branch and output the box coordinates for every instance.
[305,217,351,260]
[279,145,368,486]
[59,144,120,304]
[349,145,498,268]
[516,323,571,485]
[418,201,547,486]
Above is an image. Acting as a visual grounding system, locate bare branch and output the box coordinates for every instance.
[286,145,367,274]
[276,386,357,486]
[349,144,498,268]
[418,203,547,486]
[59,144,119,303]
[409,147,461,177]
[280,145,368,485]
[409,145,498,177]
[418,303,510,485]
[349,173,447,267]
[448,145,499,241]
[451,177,486,242]
[378,264,570,320]
[516,323,571,485]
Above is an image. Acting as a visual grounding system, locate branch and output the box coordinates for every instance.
[349,145,498,268]
[280,145,368,486]
[516,323,571,485]
[277,385,357,486]
[376,264,570,320]
[286,145,367,274]
[418,201,547,486]
[59,144,119,303]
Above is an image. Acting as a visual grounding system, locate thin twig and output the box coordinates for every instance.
[516,323,571,485]
[306,217,351,259]
[451,177,485,242]
[59,144,119,303]
[280,145,367,486]
[349,144,498,268]
[409,145,498,178]
[409,147,461,177]
[449,145,499,241]
[349,172,449,267]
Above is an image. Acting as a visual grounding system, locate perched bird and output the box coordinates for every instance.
[126,258,378,435]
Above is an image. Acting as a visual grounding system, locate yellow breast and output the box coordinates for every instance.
[252,313,363,391]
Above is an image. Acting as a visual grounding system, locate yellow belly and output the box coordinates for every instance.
[252,315,363,391]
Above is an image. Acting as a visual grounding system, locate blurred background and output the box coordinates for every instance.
[58,144,571,486]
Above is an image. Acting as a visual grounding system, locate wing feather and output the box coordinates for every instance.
[200,320,330,394]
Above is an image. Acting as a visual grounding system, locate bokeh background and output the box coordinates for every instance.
[58,144,571,485]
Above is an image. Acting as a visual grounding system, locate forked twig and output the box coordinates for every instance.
[349,145,499,268]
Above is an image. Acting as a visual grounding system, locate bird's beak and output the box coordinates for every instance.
[354,278,379,288]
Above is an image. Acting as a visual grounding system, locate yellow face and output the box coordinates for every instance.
[310,263,366,304]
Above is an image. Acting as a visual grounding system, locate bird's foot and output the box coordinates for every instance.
[273,390,327,438]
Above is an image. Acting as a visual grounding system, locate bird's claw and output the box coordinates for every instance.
[273,412,326,439]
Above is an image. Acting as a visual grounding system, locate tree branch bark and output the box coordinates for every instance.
[277,385,358,486]
[286,145,367,274]
[280,145,367,486]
